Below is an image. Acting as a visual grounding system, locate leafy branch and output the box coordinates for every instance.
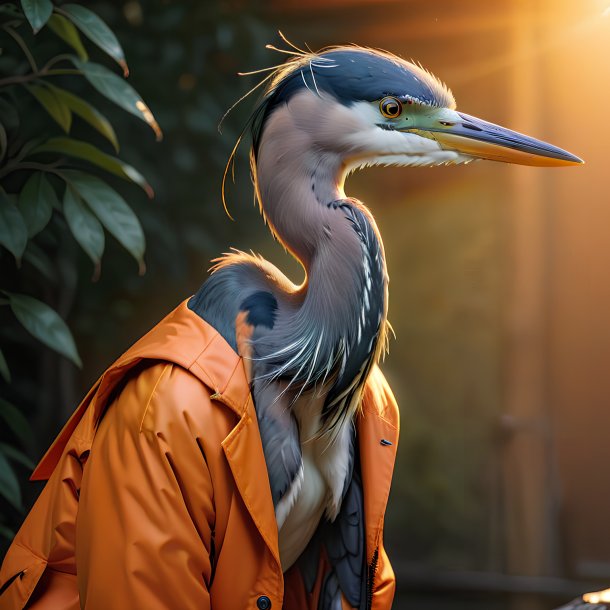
[0,0,162,522]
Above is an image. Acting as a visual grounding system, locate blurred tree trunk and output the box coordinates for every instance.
[503,2,560,608]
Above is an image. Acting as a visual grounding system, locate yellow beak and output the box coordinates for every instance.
[411,112,583,167]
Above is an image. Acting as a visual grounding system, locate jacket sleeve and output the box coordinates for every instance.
[75,363,215,610]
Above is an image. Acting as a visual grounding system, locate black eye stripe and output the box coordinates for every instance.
[379,96,402,118]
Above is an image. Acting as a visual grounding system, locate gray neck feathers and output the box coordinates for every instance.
[253,95,389,431]
[254,101,346,264]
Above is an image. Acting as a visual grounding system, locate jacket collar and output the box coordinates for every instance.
[114,299,252,414]
[31,300,250,480]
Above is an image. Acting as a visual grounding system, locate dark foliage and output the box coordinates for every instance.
[0,0,275,550]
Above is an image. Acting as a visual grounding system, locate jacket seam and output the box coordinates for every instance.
[190,361,217,395]
[219,357,250,414]
[193,337,214,363]
[10,542,47,565]
[190,332,221,378]
[139,363,172,432]
[362,403,398,430]
[192,351,250,415]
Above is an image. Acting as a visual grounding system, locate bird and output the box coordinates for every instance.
[188,40,582,608]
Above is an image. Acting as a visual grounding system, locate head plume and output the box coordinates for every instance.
[221,35,454,214]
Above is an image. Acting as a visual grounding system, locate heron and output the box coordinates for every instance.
[187,42,582,607]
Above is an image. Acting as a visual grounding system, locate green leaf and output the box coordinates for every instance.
[63,185,104,267]
[0,191,28,263]
[47,84,118,151]
[0,398,30,446]
[33,137,152,196]
[0,443,35,470]
[0,348,10,383]
[61,170,145,272]
[71,59,162,141]
[0,451,21,509]
[60,4,127,75]
[20,0,52,33]
[18,172,56,237]
[23,241,57,282]
[16,137,45,161]
[47,13,88,61]
[26,84,72,133]
[6,292,82,367]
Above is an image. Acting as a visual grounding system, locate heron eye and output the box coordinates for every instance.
[379,96,402,119]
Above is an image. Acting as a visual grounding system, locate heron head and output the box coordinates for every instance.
[252,46,582,171]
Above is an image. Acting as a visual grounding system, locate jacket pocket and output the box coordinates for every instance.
[0,543,47,609]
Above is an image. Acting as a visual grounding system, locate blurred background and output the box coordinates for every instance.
[1,0,609,608]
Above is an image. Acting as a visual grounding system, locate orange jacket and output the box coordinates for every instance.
[0,300,399,610]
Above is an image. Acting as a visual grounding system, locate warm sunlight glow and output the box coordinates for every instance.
[584,589,610,603]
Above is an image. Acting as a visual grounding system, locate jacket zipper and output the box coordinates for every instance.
[365,548,379,610]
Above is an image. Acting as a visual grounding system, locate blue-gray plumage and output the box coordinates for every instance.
[250,48,454,155]
[240,291,278,329]
[189,41,582,608]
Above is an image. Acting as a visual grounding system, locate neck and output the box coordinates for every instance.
[254,135,347,267]
[254,105,389,409]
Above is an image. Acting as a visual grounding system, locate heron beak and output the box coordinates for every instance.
[411,112,583,167]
